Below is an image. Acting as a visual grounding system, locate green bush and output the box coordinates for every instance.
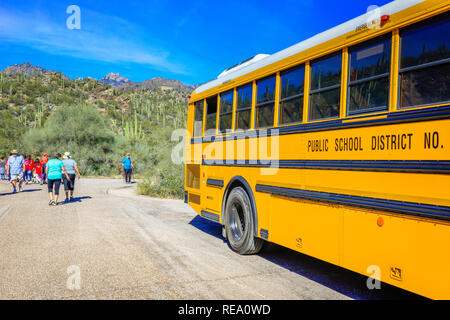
[136,126,185,199]
[137,164,184,199]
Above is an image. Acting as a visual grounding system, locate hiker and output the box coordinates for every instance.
[5,150,25,193]
[26,155,34,183]
[23,155,29,182]
[41,153,48,184]
[0,157,5,180]
[62,152,81,202]
[46,153,70,206]
[121,153,134,184]
[33,157,43,185]
[6,153,11,182]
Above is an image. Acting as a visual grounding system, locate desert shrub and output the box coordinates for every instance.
[136,126,185,199]
[137,161,184,199]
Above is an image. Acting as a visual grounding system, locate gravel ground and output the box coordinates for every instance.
[0,178,422,300]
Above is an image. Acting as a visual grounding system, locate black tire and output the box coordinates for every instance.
[224,187,264,255]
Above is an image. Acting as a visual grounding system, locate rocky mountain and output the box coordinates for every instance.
[140,78,197,92]
[1,62,197,93]
[2,62,48,75]
[100,73,197,92]
[1,62,72,81]
[99,72,136,88]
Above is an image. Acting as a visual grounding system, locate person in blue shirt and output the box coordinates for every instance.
[46,153,71,206]
[6,150,26,193]
[62,152,81,202]
[121,153,134,184]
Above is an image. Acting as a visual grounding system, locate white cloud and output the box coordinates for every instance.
[0,7,187,74]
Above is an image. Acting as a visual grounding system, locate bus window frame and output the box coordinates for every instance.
[204,95,218,136]
[219,89,234,134]
[255,74,277,129]
[397,13,450,110]
[235,83,253,132]
[193,100,204,138]
[278,64,306,125]
[308,51,343,122]
[346,33,392,116]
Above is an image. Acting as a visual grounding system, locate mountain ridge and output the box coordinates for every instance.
[1,62,197,93]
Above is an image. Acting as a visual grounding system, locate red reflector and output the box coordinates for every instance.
[380,15,390,27]
[377,217,384,227]
[381,15,390,22]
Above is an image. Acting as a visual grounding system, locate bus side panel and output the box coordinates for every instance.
[204,165,226,215]
[269,196,343,266]
[342,209,450,299]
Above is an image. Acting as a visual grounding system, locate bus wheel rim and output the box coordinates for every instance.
[230,201,246,242]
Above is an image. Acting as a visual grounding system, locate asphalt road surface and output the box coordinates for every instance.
[0,178,424,300]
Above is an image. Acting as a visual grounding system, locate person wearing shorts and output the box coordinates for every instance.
[46,153,70,206]
[6,150,25,193]
[62,152,81,202]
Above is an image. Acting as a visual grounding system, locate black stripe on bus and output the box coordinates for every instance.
[255,184,450,223]
[201,160,450,174]
[191,104,450,144]
[200,210,220,223]
[206,179,224,188]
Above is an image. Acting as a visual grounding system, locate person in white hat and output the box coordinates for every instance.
[62,152,81,202]
[6,150,26,193]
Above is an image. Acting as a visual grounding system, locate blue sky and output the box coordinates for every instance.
[0,0,391,85]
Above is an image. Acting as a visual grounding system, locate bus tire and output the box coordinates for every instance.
[224,187,264,255]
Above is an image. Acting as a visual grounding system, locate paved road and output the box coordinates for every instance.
[0,179,423,299]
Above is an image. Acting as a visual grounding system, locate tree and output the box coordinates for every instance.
[22,103,116,175]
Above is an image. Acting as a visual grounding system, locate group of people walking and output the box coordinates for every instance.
[0,153,47,185]
[1,150,81,206]
[1,150,135,206]
[46,152,81,205]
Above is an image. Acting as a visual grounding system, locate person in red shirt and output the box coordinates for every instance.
[33,158,43,185]
[41,153,48,184]
[27,156,34,183]
[24,156,30,183]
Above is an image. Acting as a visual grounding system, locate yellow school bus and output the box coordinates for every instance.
[184,0,450,299]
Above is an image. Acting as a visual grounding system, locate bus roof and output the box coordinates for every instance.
[193,0,424,95]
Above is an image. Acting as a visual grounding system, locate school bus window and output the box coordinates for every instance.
[280,65,305,125]
[219,90,233,133]
[205,95,218,135]
[193,100,203,137]
[399,12,450,108]
[255,75,276,128]
[310,52,341,121]
[348,35,391,115]
[235,84,252,131]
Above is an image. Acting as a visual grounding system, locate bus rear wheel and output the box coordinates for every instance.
[224,187,264,255]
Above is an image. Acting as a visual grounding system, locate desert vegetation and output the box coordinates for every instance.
[0,71,188,198]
